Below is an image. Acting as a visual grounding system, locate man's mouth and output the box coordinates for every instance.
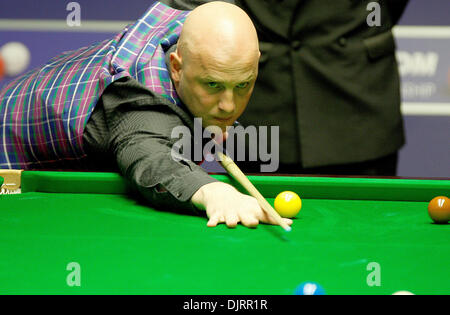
[213,116,233,122]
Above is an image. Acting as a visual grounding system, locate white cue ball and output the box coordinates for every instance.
[0,42,31,77]
[392,291,415,295]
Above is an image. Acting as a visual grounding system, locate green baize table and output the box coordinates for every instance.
[0,171,449,294]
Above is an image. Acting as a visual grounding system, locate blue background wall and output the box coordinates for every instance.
[0,0,448,24]
[0,0,449,177]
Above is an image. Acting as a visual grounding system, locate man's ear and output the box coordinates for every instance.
[170,51,183,85]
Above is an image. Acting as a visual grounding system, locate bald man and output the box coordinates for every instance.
[0,2,292,229]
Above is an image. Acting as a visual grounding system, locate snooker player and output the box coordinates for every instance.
[0,2,293,229]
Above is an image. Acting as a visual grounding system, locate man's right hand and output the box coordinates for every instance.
[191,182,293,229]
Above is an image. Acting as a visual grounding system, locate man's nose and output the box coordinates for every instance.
[218,90,235,113]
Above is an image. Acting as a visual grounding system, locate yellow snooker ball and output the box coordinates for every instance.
[274,191,302,218]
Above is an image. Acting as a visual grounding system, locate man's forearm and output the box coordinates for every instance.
[109,110,218,212]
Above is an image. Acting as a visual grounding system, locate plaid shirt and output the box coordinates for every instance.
[0,1,188,169]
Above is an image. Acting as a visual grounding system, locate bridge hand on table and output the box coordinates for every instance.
[191,182,293,228]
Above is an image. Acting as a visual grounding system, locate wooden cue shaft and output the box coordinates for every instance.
[217,151,291,232]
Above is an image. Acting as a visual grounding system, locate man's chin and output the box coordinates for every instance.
[205,123,225,130]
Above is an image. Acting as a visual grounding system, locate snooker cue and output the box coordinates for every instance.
[216,151,292,232]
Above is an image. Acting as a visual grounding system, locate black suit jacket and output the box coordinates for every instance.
[161,0,409,168]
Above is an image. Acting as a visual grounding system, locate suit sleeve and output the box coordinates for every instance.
[101,77,218,213]
[386,0,410,25]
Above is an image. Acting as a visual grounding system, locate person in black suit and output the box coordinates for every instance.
[162,0,409,176]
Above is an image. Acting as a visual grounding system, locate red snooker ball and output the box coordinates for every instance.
[0,56,5,80]
[428,196,450,224]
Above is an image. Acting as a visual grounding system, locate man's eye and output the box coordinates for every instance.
[207,82,220,89]
[236,82,249,89]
